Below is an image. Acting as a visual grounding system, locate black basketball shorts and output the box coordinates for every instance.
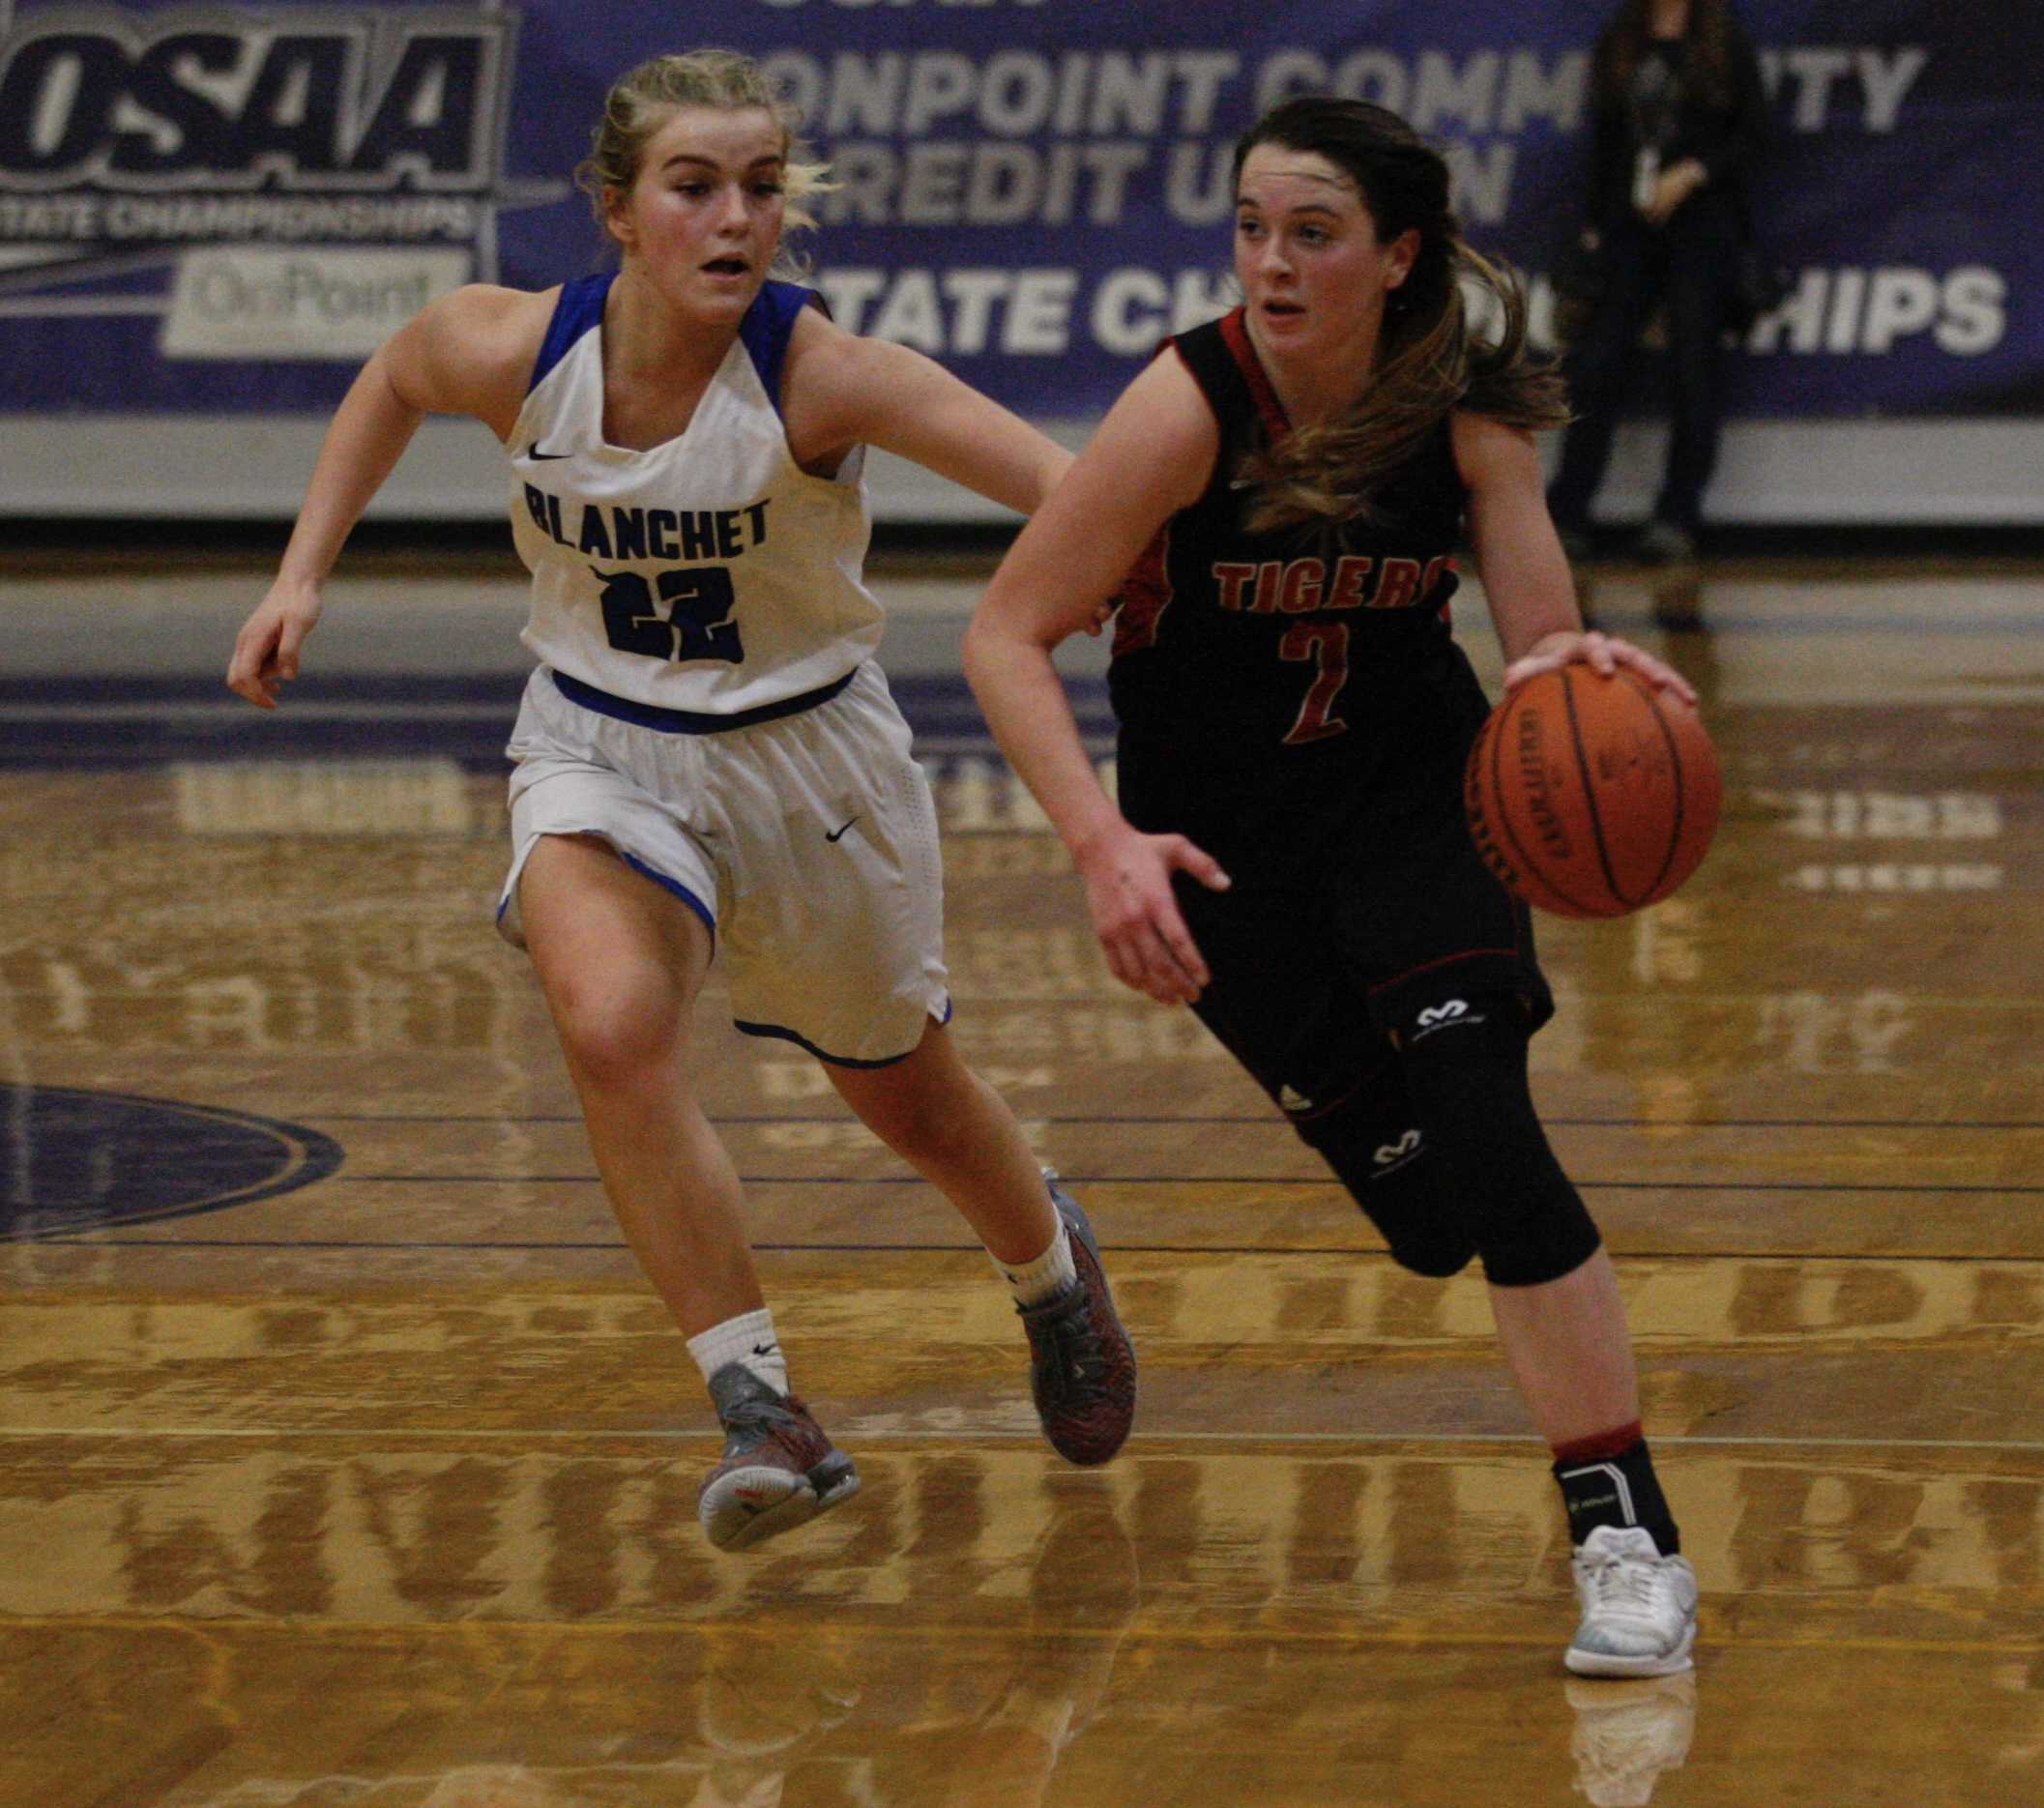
[1153,766,1555,1121]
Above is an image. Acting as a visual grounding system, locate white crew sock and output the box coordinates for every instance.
[994,1214,1077,1307]
[686,1307,788,1397]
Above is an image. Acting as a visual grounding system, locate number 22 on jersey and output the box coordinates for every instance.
[596,567,744,664]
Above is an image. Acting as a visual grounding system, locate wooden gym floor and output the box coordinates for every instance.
[1,541,2040,1805]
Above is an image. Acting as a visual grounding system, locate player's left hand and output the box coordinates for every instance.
[1503,629,1698,705]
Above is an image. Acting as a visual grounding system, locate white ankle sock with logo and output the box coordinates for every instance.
[994,1215,1077,1308]
[686,1308,788,1397]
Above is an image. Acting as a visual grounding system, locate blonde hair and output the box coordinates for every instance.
[574,49,833,268]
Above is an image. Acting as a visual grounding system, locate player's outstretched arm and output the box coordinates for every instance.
[226,284,546,709]
[780,308,1072,517]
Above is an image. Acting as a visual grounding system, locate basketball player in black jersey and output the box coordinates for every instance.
[966,97,1702,1677]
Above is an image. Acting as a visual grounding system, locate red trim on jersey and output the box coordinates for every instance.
[1424,553,1461,625]
[1218,307,1291,441]
[1111,515,1177,655]
[1365,947,1526,996]
[1288,1053,1398,1124]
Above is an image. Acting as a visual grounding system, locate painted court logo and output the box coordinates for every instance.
[1,1082,342,1239]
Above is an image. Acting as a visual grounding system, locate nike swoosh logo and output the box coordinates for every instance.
[525,445,571,460]
[825,816,860,843]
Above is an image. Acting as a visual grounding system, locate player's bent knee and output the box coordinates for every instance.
[1473,1199,1603,1288]
[1388,991,1603,1288]
[548,975,688,1089]
[1294,1090,1477,1279]
[1385,1220,1480,1279]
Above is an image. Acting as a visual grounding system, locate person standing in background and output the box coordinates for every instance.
[1547,0,1770,564]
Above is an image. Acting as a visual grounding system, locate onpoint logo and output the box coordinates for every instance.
[164,246,471,357]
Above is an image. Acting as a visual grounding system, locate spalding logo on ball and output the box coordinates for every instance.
[1465,666,1721,919]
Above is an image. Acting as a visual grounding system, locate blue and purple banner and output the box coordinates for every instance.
[2,0,2038,422]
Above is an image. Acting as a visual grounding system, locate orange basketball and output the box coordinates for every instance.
[1464,666,1721,919]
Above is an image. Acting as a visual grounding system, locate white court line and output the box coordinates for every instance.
[3,1425,2043,1454]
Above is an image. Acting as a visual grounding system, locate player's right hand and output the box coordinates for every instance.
[226,578,323,710]
[1074,819,1231,1005]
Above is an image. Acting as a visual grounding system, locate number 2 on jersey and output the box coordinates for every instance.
[1279,621,1350,744]
[596,567,743,663]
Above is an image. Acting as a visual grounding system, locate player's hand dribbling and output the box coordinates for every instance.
[1073,819,1231,1005]
[227,577,324,710]
[1503,629,1697,705]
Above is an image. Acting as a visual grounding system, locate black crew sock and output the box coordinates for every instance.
[1553,1435,1681,1555]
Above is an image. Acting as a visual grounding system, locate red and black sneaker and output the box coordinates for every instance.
[697,1363,861,1552]
[1018,1177,1136,1466]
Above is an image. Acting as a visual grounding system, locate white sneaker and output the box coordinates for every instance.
[1566,1671,1697,1806]
[1566,1526,1699,1677]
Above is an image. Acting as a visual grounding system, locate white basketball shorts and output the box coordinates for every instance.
[496,661,950,1065]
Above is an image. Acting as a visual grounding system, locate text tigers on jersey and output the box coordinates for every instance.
[1212,553,1456,615]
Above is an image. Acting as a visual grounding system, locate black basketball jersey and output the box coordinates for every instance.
[1108,307,1489,813]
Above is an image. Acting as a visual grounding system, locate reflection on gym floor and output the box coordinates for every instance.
[3,550,2041,1804]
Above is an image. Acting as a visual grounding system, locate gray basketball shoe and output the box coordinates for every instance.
[1017,1176,1137,1467]
[697,1362,860,1552]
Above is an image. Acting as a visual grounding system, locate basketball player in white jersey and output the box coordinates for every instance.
[227,49,1136,1552]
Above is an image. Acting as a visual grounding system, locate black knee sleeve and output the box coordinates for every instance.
[1295,1065,1476,1279]
[1389,993,1602,1287]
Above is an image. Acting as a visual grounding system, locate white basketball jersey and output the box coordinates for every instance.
[507,275,883,713]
